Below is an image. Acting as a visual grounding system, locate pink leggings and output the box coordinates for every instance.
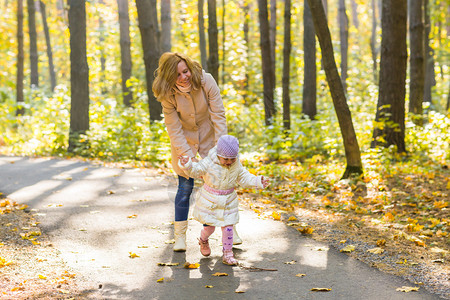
[200,225,233,251]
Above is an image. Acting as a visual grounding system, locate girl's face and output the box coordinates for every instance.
[218,156,236,168]
[176,60,191,86]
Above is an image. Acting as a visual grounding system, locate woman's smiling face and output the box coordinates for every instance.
[176,60,191,86]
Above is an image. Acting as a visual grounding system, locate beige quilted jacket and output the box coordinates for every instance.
[179,147,264,227]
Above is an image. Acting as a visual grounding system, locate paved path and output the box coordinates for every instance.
[0,156,444,299]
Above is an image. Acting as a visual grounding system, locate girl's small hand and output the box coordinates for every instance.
[262,176,270,188]
[179,156,189,166]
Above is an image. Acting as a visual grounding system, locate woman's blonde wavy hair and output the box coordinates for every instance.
[152,52,203,102]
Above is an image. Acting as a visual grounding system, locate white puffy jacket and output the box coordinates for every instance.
[179,146,264,227]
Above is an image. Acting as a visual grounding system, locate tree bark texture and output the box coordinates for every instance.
[221,0,226,85]
[350,0,358,29]
[371,0,407,153]
[207,0,219,82]
[242,0,250,103]
[39,1,56,91]
[338,0,348,92]
[370,0,378,82]
[198,0,207,71]
[98,0,107,94]
[27,0,39,87]
[16,0,25,115]
[269,0,276,88]
[408,0,425,125]
[282,0,291,130]
[306,0,363,177]
[258,0,275,125]
[117,0,133,106]
[160,0,171,52]
[423,0,435,106]
[303,0,317,120]
[136,0,162,121]
[68,0,90,150]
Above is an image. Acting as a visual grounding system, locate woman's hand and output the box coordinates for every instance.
[261,176,270,188]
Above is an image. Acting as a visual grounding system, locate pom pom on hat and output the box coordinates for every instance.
[217,135,239,158]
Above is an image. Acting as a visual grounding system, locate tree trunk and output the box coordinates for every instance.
[306,0,363,178]
[207,0,219,82]
[408,0,425,125]
[68,0,90,151]
[423,0,435,108]
[117,0,133,106]
[136,0,162,121]
[303,0,317,120]
[258,0,275,125]
[27,0,39,87]
[371,0,407,153]
[282,0,291,131]
[338,0,348,93]
[370,0,378,82]
[221,0,225,85]
[160,0,171,52]
[98,0,107,94]
[16,0,25,116]
[242,0,250,102]
[39,1,56,91]
[350,0,358,29]
[269,0,276,88]
[198,0,207,71]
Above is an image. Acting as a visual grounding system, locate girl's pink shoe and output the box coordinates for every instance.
[222,249,238,266]
[198,238,211,256]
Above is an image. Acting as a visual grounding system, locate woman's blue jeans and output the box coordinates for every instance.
[174,176,194,221]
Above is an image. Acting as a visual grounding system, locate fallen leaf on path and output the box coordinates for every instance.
[138,245,149,248]
[0,256,13,267]
[38,274,47,279]
[127,214,137,218]
[396,286,419,292]
[340,245,355,253]
[11,286,25,291]
[212,272,228,276]
[129,252,140,258]
[340,240,347,244]
[235,291,245,293]
[296,273,306,277]
[78,228,87,231]
[377,239,386,246]
[284,260,297,264]
[156,277,164,283]
[107,190,115,195]
[58,289,70,294]
[157,262,179,266]
[314,247,328,251]
[205,285,214,288]
[165,239,175,244]
[431,259,444,263]
[297,226,314,234]
[184,262,200,269]
[288,216,297,221]
[272,211,281,220]
[367,247,385,254]
[311,288,331,292]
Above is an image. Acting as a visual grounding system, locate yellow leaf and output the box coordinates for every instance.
[340,240,347,244]
[297,226,314,234]
[288,216,297,221]
[58,289,70,294]
[367,247,385,254]
[165,239,175,244]
[205,285,214,288]
[184,262,200,269]
[433,201,448,209]
[377,239,386,246]
[340,245,355,253]
[11,286,25,291]
[127,214,137,218]
[396,286,419,292]
[235,291,246,293]
[129,252,140,258]
[272,211,281,220]
[156,277,164,283]
[311,288,332,292]
[157,262,179,266]
[284,260,297,264]
[296,273,306,277]
[38,274,47,279]
[212,272,228,276]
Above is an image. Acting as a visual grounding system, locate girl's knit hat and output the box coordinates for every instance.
[217,135,239,158]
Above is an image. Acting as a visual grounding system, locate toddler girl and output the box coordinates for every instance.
[179,135,269,265]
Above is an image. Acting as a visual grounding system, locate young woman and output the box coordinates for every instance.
[152,52,242,251]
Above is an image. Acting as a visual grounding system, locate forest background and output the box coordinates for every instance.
[0,0,449,296]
